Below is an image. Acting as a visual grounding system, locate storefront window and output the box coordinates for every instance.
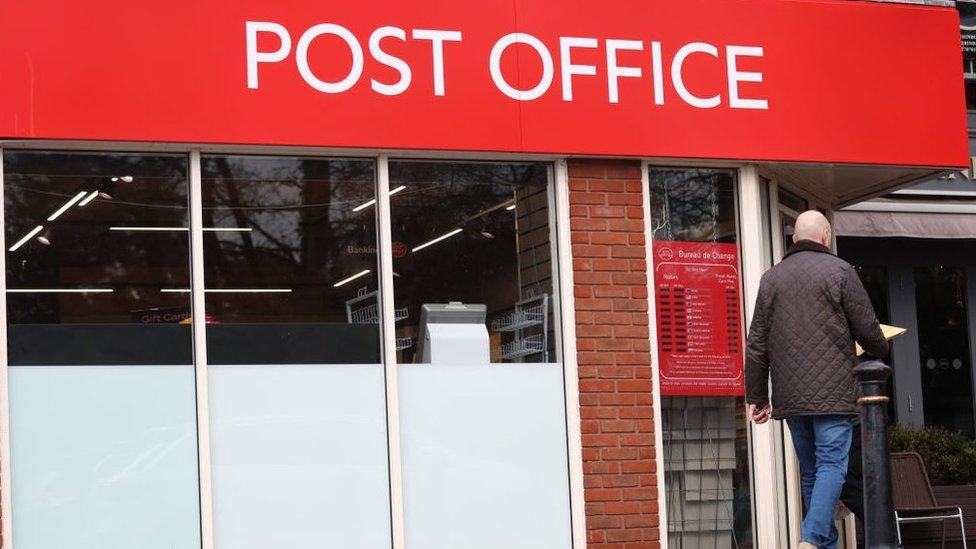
[389,160,571,549]
[3,151,200,548]
[200,155,390,548]
[0,152,576,549]
[648,167,754,548]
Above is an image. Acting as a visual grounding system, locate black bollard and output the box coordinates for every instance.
[856,360,899,548]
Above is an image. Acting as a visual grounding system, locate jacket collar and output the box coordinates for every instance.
[785,239,834,258]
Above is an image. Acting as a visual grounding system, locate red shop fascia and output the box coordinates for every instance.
[0,0,969,547]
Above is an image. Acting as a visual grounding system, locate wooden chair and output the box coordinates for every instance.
[891,452,968,548]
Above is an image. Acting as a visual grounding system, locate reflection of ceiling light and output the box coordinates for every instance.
[78,191,99,207]
[111,226,186,232]
[120,176,134,183]
[506,204,516,211]
[412,228,463,252]
[478,220,494,239]
[47,191,88,221]
[98,178,118,200]
[160,288,292,293]
[36,229,52,246]
[9,225,43,252]
[352,199,376,213]
[333,269,371,288]
[109,227,252,232]
[352,185,406,212]
[6,288,113,293]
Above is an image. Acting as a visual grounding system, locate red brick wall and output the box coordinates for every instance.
[568,159,659,549]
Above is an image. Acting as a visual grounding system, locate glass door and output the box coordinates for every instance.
[915,265,974,437]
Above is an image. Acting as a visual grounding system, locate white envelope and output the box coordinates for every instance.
[855,324,906,356]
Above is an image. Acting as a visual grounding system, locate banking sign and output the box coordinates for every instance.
[0,0,967,167]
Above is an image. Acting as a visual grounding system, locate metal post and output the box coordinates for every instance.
[856,360,899,548]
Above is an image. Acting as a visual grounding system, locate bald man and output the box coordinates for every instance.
[745,210,888,549]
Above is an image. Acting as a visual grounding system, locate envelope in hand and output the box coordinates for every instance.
[855,324,906,356]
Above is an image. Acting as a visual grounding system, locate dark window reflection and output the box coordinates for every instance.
[649,169,737,244]
[916,265,974,438]
[389,161,554,364]
[4,151,191,365]
[853,264,895,418]
[854,265,890,325]
[201,155,380,364]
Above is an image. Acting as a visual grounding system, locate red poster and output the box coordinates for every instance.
[0,0,966,167]
[653,241,744,396]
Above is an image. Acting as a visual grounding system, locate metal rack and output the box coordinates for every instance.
[492,294,549,362]
[345,287,408,325]
[499,334,545,359]
[345,287,412,352]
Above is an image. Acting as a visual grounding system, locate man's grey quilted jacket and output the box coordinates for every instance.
[745,240,888,419]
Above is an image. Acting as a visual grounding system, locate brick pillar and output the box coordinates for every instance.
[568,159,659,549]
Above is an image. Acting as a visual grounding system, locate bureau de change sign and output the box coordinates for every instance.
[653,241,744,396]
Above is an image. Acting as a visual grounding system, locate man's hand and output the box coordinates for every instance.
[749,403,771,424]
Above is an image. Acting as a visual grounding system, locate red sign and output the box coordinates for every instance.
[0,0,967,167]
[654,241,744,396]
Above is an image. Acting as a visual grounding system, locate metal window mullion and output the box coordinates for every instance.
[189,150,215,549]
[376,155,406,549]
[553,159,587,549]
[0,149,14,548]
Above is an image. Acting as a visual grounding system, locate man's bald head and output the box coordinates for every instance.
[793,210,832,247]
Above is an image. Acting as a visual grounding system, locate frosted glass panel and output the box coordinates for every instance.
[209,364,391,548]
[9,365,201,549]
[398,364,572,549]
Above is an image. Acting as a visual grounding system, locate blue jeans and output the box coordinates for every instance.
[786,415,854,549]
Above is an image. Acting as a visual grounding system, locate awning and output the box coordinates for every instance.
[835,210,976,239]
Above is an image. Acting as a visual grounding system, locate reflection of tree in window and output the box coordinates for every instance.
[648,169,736,244]
[389,161,553,364]
[201,156,376,324]
[4,151,189,324]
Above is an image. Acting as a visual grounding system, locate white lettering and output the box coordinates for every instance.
[672,42,721,109]
[490,33,554,101]
[369,26,411,96]
[296,23,364,93]
[559,37,597,101]
[246,21,292,89]
[606,39,643,104]
[412,29,463,96]
[726,45,768,110]
[651,41,665,105]
[245,23,770,113]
